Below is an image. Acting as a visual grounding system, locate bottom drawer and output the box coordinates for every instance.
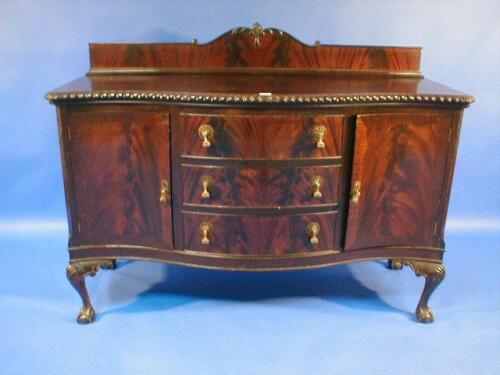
[183,213,338,255]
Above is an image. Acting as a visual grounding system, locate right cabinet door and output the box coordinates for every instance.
[345,113,454,250]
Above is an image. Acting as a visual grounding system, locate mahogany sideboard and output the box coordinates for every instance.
[46,24,473,324]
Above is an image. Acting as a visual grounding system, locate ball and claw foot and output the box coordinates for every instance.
[104,259,117,270]
[77,306,96,324]
[66,259,115,324]
[388,259,403,270]
[399,260,446,323]
[416,306,434,323]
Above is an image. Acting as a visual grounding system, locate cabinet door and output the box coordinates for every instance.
[345,113,453,250]
[66,107,173,249]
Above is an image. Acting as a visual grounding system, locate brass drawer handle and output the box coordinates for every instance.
[313,125,327,149]
[350,181,361,204]
[159,180,170,203]
[198,124,214,148]
[200,222,213,245]
[307,222,320,244]
[200,175,212,199]
[311,176,324,198]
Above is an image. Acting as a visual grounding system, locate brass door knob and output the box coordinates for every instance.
[198,124,214,148]
[200,175,212,199]
[350,181,361,204]
[159,180,170,203]
[306,222,320,244]
[313,125,327,149]
[311,176,324,198]
[200,222,213,245]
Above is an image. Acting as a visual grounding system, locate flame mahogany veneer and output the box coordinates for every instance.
[47,24,473,324]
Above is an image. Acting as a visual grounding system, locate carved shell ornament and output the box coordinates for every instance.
[231,22,284,47]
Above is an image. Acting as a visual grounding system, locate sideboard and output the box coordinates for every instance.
[46,24,473,324]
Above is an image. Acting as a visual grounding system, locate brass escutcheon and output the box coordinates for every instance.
[159,180,170,203]
[351,181,361,204]
[313,125,327,149]
[198,124,214,148]
[199,222,213,245]
[311,176,324,198]
[200,175,213,199]
[306,222,320,244]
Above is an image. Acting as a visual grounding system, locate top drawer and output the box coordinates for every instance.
[181,114,344,159]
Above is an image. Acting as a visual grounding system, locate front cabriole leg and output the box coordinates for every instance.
[66,260,115,324]
[403,260,446,323]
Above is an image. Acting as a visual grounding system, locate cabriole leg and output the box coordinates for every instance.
[66,260,115,324]
[402,260,446,323]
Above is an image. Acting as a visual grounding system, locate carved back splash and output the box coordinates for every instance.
[89,23,421,73]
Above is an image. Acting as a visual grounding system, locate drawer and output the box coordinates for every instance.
[182,165,340,207]
[181,114,344,159]
[183,213,337,255]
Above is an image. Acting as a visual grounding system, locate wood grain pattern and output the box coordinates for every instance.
[182,212,338,255]
[89,26,421,72]
[77,74,422,94]
[47,74,472,108]
[181,165,340,207]
[181,114,344,159]
[65,107,173,249]
[345,113,453,250]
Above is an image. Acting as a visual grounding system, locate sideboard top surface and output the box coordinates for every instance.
[46,24,473,106]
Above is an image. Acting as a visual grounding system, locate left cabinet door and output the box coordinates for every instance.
[61,106,173,249]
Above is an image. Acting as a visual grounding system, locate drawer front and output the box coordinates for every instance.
[181,114,344,159]
[182,165,340,207]
[183,213,337,255]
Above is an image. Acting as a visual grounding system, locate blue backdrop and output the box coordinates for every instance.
[0,0,499,228]
[0,1,499,375]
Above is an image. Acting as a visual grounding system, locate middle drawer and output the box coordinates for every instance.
[182,165,340,207]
